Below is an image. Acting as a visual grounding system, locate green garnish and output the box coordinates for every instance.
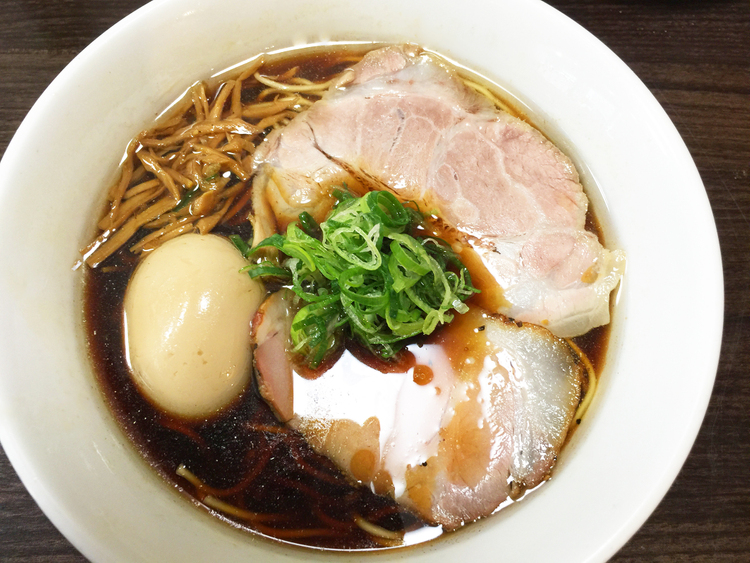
[244,189,478,368]
[229,234,252,258]
[172,165,223,212]
[172,186,201,212]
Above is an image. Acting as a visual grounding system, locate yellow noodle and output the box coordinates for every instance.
[176,464,205,489]
[462,78,515,115]
[290,77,315,85]
[293,96,315,107]
[234,56,264,83]
[255,111,297,131]
[254,72,338,93]
[256,87,278,102]
[332,68,356,88]
[203,495,285,524]
[276,66,299,81]
[176,465,284,524]
[566,338,598,422]
[241,97,298,119]
[353,516,403,541]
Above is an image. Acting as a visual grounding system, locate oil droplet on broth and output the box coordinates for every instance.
[412,364,434,385]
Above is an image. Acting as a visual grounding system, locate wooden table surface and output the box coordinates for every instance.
[0,0,748,561]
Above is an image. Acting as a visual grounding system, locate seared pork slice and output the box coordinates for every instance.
[252,45,624,337]
[253,296,584,529]
[252,290,295,422]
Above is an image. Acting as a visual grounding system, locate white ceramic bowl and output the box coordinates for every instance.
[0,0,723,561]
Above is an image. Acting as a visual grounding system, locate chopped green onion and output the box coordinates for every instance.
[243,189,479,367]
[172,186,201,212]
[229,235,252,259]
[298,211,322,240]
[239,261,291,280]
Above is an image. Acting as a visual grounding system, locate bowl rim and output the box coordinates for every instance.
[0,0,723,561]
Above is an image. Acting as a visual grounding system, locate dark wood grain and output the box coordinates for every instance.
[0,0,748,561]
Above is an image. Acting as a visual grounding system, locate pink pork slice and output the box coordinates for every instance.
[252,45,624,338]
[253,295,585,530]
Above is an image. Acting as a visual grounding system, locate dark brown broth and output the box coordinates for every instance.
[84,47,431,550]
[83,45,610,551]
[85,237,427,550]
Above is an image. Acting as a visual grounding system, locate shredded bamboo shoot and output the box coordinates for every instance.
[81,52,363,268]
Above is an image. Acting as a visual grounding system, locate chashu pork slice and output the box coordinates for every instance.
[251,45,624,338]
[252,292,585,530]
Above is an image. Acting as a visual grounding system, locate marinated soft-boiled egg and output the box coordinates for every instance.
[123,233,263,418]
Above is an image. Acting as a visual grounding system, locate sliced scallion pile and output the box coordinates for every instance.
[235,189,478,368]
